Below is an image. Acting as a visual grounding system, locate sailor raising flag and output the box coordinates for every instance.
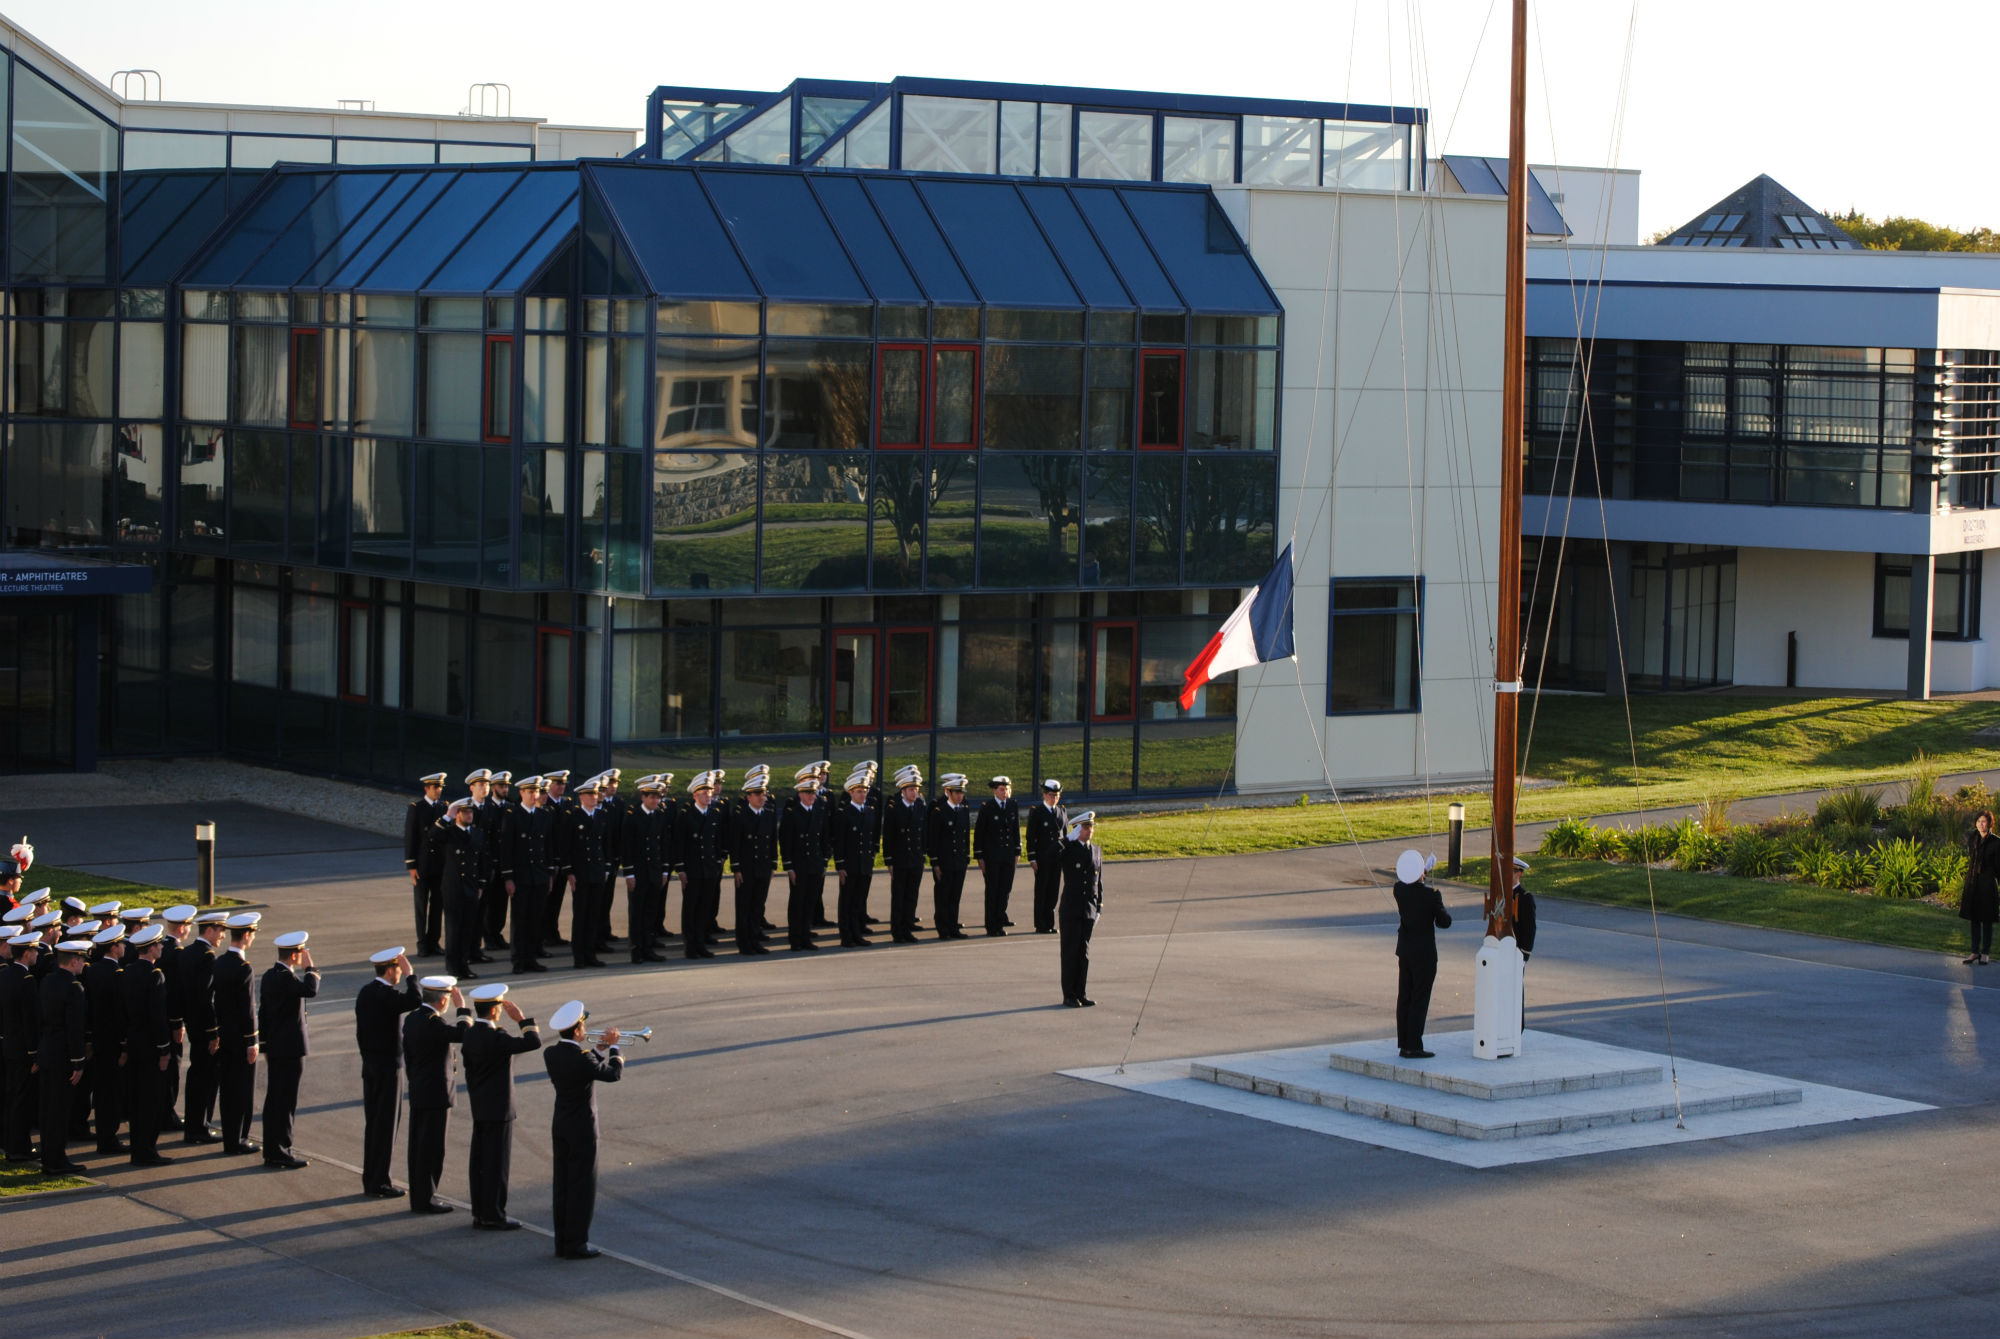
[1179,544,1296,710]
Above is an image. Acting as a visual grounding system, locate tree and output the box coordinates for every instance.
[1826,209,2000,253]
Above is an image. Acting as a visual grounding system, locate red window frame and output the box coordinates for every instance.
[338,599,370,702]
[882,626,935,731]
[830,627,880,732]
[536,626,572,735]
[1089,619,1138,722]
[482,333,514,443]
[1138,348,1184,451]
[288,327,322,430]
[931,344,981,450]
[876,342,927,449]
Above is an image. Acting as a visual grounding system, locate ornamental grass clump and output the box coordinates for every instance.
[1815,786,1882,830]
[1870,838,1928,899]
[1539,816,1595,858]
[1725,829,1786,878]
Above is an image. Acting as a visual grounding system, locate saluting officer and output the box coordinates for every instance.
[404,773,448,956]
[1027,780,1069,935]
[38,936,91,1175]
[502,777,556,975]
[555,780,614,970]
[1058,812,1105,1007]
[544,999,622,1260]
[211,912,262,1156]
[831,768,881,947]
[119,924,173,1166]
[620,777,675,964]
[974,776,1022,937]
[462,981,539,1231]
[1,930,43,1161]
[676,772,728,960]
[927,774,974,940]
[354,947,419,1198]
[730,768,780,956]
[540,769,574,950]
[882,765,930,943]
[82,924,129,1153]
[403,974,471,1214]
[1391,849,1452,1060]
[180,911,226,1142]
[438,798,490,981]
[779,774,830,952]
[258,930,318,1170]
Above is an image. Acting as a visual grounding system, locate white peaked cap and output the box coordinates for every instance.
[1395,850,1426,885]
[549,999,587,1032]
[224,912,262,929]
[941,773,967,789]
[22,888,49,905]
[162,905,198,923]
[370,946,406,964]
[468,982,510,1002]
[419,975,457,991]
[56,939,94,952]
[87,901,121,917]
[1042,778,1062,792]
[195,910,229,924]
[272,930,309,949]
[7,933,40,947]
[419,772,448,785]
[894,765,923,786]
[129,924,166,947]
[1067,811,1097,841]
[120,907,154,921]
[31,911,62,928]
[91,925,125,945]
[464,768,491,784]
[1512,855,1531,873]
[1,906,30,924]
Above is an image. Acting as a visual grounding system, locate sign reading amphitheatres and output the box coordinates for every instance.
[0,563,153,597]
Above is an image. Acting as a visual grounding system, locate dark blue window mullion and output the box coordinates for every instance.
[820,175,937,306]
[1232,115,1244,184]
[1150,112,1164,183]
[788,86,803,166]
[889,94,904,172]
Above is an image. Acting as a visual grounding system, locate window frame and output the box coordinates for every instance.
[287,327,321,430]
[830,626,880,732]
[931,343,981,450]
[338,598,370,702]
[482,333,514,443]
[876,341,927,449]
[1089,618,1139,722]
[535,625,573,735]
[1138,348,1185,451]
[882,624,936,731]
[1325,576,1425,716]
[1873,552,1983,643]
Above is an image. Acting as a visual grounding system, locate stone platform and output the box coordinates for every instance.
[1065,1031,1930,1168]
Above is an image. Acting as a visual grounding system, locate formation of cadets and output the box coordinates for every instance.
[401,761,1107,995]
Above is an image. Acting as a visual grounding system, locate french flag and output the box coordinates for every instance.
[1179,545,1296,710]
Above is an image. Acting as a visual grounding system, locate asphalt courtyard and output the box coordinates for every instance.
[10,801,2000,1339]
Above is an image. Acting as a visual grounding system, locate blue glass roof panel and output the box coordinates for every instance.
[698,170,870,301]
[913,179,1079,309]
[587,163,759,300]
[425,170,578,294]
[236,171,397,288]
[297,171,424,286]
[1442,155,1569,238]
[805,175,923,302]
[1067,187,1181,310]
[326,171,457,289]
[121,171,228,284]
[1117,189,1277,314]
[495,207,576,292]
[858,176,975,304]
[1018,184,1133,309]
[354,170,519,292]
[182,171,329,286]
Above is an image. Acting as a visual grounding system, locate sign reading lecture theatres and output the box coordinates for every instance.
[0,557,153,597]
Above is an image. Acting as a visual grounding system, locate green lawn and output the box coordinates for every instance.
[27,866,243,910]
[1457,855,1970,956]
[0,1161,91,1197]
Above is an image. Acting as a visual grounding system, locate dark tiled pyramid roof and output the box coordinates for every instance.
[1655,174,1858,250]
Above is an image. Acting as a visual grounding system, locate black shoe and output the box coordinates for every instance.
[161,1115,183,1132]
[45,1161,90,1176]
[1003,917,1016,927]
[986,929,1007,937]
[224,1141,261,1157]
[1079,998,1096,1007]
[558,1245,602,1260]
[412,1200,455,1215]
[517,961,548,973]
[790,942,819,952]
[264,1154,308,1170]
[131,1152,175,1167]
[813,917,835,928]
[893,934,917,944]
[738,944,771,956]
[421,942,444,956]
[366,1184,407,1198]
[547,935,570,947]
[182,1131,218,1146]
[470,953,493,964]
[474,1217,524,1231]
[582,959,609,969]
[458,970,480,981]
[1036,927,1057,935]
[97,1141,129,1155]
[863,916,880,926]
[489,937,510,950]
[1399,1049,1435,1059]
[761,919,780,932]
[1063,999,1083,1008]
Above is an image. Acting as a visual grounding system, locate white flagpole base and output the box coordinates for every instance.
[1473,936,1524,1060]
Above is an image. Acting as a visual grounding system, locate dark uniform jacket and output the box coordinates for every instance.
[619,804,675,881]
[1057,839,1104,922]
[973,797,1020,866]
[83,954,126,1055]
[728,803,780,875]
[159,938,185,1034]
[926,801,973,871]
[0,959,38,1061]
[403,1004,473,1110]
[474,798,511,857]
[119,958,172,1064]
[211,948,258,1050]
[882,797,930,871]
[180,937,219,1046]
[778,800,831,872]
[598,795,629,864]
[354,975,422,1059]
[674,803,728,879]
[39,968,87,1070]
[830,800,880,872]
[1392,881,1452,960]
[544,1039,622,1136]
[463,1018,541,1122]
[1026,802,1069,866]
[1513,886,1538,957]
[556,805,617,882]
[437,820,490,902]
[404,796,446,871]
[258,962,321,1060]
[504,803,560,886]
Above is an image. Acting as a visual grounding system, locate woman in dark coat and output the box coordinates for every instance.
[1961,810,2000,965]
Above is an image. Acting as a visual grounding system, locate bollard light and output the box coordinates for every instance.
[195,822,216,907]
[1446,802,1465,877]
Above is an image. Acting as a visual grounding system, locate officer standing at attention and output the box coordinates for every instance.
[38,936,92,1175]
[544,999,622,1260]
[403,974,471,1214]
[1511,856,1537,964]
[729,768,780,956]
[462,981,539,1231]
[882,765,929,943]
[779,774,829,952]
[592,771,629,955]
[258,930,318,1170]
[974,776,1021,937]
[831,768,881,947]
[1026,780,1069,935]
[927,774,973,940]
[620,777,674,964]
[556,780,615,970]
[354,947,419,1197]
[474,770,510,961]
[0,931,41,1161]
[404,773,448,956]
[82,924,129,1154]
[502,777,556,974]
[438,798,490,981]
[675,773,728,960]
[180,911,225,1142]
[1391,849,1452,1059]
[156,905,196,1135]
[541,769,574,952]
[119,924,173,1166]
[212,912,263,1155]
[1058,813,1104,1007]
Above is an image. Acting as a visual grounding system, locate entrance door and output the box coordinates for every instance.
[0,606,76,772]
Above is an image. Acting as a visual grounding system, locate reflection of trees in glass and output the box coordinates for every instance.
[872,456,925,587]
[1018,455,1080,563]
[1185,459,1277,582]
[1134,458,1181,582]
[982,348,1082,451]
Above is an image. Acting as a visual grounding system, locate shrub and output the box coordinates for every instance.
[1621,823,1676,864]
[1954,779,1996,814]
[1726,829,1786,878]
[1540,816,1595,858]
[1905,751,1945,816]
[1763,807,1811,838]
[1815,786,1882,830]
[1674,824,1726,872]
[1584,826,1625,861]
[1792,841,1870,891]
[1887,804,1960,848]
[1930,847,1970,909]
[1694,793,1733,835]
[1870,838,1927,899]
[1821,822,1877,854]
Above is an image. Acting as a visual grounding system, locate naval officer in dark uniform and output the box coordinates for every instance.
[463,981,539,1230]
[258,929,318,1170]
[403,974,471,1214]
[881,765,929,943]
[729,769,780,955]
[544,998,622,1259]
[675,773,728,960]
[830,768,880,947]
[404,773,448,955]
[0,931,41,1161]
[438,798,490,981]
[502,776,557,973]
[1026,780,1068,935]
[180,911,225,1142]
[82,924,128,1153]
[779,774,830,951]
[38,936,91,1174]
[118,925,173,1166]
[555,780,615,969]
[974,776,1021,936]
[926,774,973,939]
[619,777,675,964]
[1391,849,1452,1059]
[1057,812,1104,1007]
[211,912,263,1155]
[353,947,419,1197]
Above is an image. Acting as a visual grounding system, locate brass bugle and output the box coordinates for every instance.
[585,1026,652,1044]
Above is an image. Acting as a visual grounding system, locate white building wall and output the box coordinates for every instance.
[1216,186,1503,792]
[1529,165,1640,247]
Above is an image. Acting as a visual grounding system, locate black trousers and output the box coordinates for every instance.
[407,1106,448,1207]
[489,873,516,946]
[1971,920,1994,955]
[983,860,1017,932]
[217,1049,256,1148]
[413,871,443,949]
[470,1117,514,1224]
[184,1042,217,1133]
[1033,861,1063,933]
[1396,956,1438,1053]
[359,1054,401,1191]
[3,1052,34,1157]
[550,1125,598,1254]
[262,1055,302,1158]
[628,875,664,961]
[124,1052,163,1159]
[681,873,720,956]
[544,870,571,943]
[596,873,619,946]
[735,869,773,951]
[87,1053,122,1148]
[889,866,925,938]
[572,874,609,966]
[788,869,824,948]
[933,865,967,935]
[512,876,547,970]
[163,1039,183,1128]
[1059,915,1094,1002]
[444,892,480,977]
[40,1061,77,1169]
[838,867,873,944]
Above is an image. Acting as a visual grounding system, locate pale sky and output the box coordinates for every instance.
[10,0,1991,240]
